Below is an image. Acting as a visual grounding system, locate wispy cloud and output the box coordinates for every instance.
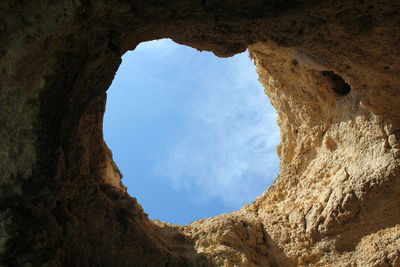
[155,50,280,208]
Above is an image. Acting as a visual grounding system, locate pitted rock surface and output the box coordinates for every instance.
[1,1,399,266]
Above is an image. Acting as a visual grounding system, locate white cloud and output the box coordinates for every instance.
[155,49,280,208]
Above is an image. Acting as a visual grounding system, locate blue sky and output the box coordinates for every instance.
[103,39,280,225]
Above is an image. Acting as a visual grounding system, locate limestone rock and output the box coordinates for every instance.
[0,0,399,266]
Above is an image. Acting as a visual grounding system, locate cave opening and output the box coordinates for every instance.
[103,39,280,225]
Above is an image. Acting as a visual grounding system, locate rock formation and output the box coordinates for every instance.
[1,0,399,266]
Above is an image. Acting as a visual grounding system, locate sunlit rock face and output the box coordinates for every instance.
[1,1,399,266]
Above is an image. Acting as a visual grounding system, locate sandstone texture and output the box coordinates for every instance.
[1,0,399,266]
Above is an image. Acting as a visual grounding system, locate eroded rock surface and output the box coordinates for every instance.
[1,0,399,266]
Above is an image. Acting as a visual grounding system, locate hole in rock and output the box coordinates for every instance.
[104,39,280,225]
[322,71,351,95]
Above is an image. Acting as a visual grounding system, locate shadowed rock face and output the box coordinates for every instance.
[1,0,399,266]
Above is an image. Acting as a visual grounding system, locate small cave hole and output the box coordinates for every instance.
[322,71,351,95]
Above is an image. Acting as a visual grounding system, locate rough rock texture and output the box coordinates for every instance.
[1,0,399,266]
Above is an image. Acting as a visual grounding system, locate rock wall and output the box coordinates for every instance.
[0,0,399,266]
